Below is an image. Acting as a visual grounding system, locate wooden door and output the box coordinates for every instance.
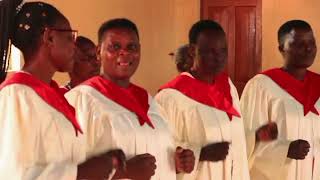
[201,0,262,95]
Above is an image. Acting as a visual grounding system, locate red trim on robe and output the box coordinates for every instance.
[159,73,240,121]
[262,68,320,116]
[0,72,83,135]
[58,87,69,95]
[82,76,154,128]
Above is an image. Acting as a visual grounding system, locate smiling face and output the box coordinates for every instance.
[98,27,140,83]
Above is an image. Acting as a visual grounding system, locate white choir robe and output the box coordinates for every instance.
[0,84,85,180]
[155,79,250,180]
[240,74,320,180]
[65,85,177,180]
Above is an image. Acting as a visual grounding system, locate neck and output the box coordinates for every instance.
[190,70,216,84]
[282,66,307,80]
[102,74,130,88]
[69,77,85,88]
[22,56,56,84]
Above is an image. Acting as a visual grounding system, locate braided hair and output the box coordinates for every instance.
[0,0,22,82]
[0,1,67,82]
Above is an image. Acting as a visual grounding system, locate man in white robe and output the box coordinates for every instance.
[241,19,320,180]
[155,20,250,180]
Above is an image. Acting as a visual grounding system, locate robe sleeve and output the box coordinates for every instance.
[314,138,320,178]
[155,90,201,180]
[66,87,116,158]
[228,81,250,180]
[240,76,292,179]
[66,87,116,178]
[0,85,38,179]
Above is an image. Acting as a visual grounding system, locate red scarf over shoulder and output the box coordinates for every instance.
[159,73,240,120]
[262,68,320,116]
[82,76,154,128]
[0,72,83,135]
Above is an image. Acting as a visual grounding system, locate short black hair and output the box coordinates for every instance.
[188,19,225,44]
[75,36,95,50]
[278,20,312,46]
[98,18,139,44]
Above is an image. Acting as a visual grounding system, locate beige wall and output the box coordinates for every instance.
[262,0,320,72]
[41,0,199,95]
[38,0,320,94]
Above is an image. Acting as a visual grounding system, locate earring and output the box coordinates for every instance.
[24,24,30,30]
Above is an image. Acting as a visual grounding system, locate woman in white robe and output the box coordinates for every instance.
[66,18,195,180]
[0,2,118,179]
[0,72,85,180]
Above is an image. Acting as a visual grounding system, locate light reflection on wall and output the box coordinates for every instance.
[8,45,22,72]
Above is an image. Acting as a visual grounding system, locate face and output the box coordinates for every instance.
[48,18,77,72]
[72,43,100,81]
[280,28,317,69]
[98,28,140,82]
[191,29,228,76]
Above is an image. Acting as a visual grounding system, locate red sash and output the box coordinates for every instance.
[262,68,320,116]
[0,72,83,135]
[82,76,154,128]
[58,87,69,95]
[159,73,240,120]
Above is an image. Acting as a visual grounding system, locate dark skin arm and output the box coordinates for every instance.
[287,139,310,160]
[175,146,195,174]
[199,142,230,162]
[255,122,309,160]
[256,122,278,142]
[112,153,157,180]
[77,149,126,180]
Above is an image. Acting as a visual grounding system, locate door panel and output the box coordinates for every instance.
[201,0,262,95]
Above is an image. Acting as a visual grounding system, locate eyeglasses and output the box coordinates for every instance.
[45,27,78,41]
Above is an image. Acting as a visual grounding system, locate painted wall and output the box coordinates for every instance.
[23,0,320,94]
[40,0,199,95]
[262,0,320,72]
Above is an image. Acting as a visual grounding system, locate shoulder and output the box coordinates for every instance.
[1,83,40,99]
[307,70,320,80]
[156,88,186,103]
[67,84,102,97]
[65,84,103,107]
[245,74,275,89]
